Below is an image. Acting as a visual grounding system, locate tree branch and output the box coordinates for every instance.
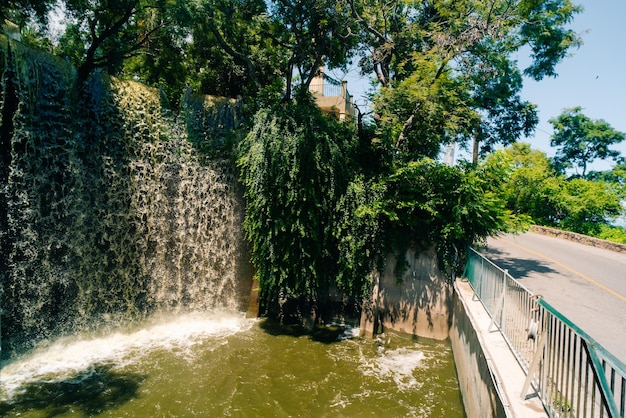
[347,0,392,86]
[207,18,260,91]
[78,0,140,83]
[395,103,420,149]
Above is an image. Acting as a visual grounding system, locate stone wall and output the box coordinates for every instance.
[532,225,626,254]
[359,248,453,340]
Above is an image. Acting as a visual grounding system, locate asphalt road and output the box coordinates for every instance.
[480,232,626,364]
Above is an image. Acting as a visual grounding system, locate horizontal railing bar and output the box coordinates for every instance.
[584,339,621,418]
[467,247,535,295]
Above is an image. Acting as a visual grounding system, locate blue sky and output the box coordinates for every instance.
[518,0,626,172]
[336,0,626,171]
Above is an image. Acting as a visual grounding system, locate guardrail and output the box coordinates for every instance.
[465,247,626,417]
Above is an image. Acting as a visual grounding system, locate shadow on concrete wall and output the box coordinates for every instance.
[360,248,453,340]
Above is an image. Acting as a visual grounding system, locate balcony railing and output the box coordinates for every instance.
[309,78,341,97]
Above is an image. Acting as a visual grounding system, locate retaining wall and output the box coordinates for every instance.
[532,225,626,254]
[359,248,525,417]
[449,285,508,418]
[359,248,453,339]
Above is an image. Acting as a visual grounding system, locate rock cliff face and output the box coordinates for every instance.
[0,36,252,356]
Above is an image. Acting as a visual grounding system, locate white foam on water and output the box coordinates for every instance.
[336,326,360,341]
[0,311,254,400]
[360,346,426,391]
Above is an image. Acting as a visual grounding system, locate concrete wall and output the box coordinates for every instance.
[450,288,507,418]
[359,248,509,417]
[359,248,453,339]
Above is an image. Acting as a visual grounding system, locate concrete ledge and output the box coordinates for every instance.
[452,279,547,418]
[532,225,626,254]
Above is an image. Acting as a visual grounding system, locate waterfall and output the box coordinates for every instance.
[0,37,252,358]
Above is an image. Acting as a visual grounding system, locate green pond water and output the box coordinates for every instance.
[0,311,465,417]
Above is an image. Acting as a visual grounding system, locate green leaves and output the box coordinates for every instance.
[488,143,625,237]
[237,99,359,318]
[518,0,583,80]
[555,178,623,235]
[350,0,582,162]
[362,158,527,275]
[550,107,626,178]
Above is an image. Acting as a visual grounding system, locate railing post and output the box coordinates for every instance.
[521,331,548,399]
[488,270,507,333]
[488,287,506,332]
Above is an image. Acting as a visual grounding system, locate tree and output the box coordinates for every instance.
[346,0,581,163]
[488,143,625,236]
[187,0,360,103]
[0,0,53,28]
[268,0,359,101]
[555,178,623,235]
[550,107,625,178]
[56,0,187,85]
[493,143,562,225]
[121,2,194,106]
[363,158,529,274]
[237,95,359,321]
[588,162,626,200]
[180,0,286,102]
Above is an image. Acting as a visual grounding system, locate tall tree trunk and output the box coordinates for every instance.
[472,133,480,164]
[283,59,294,102]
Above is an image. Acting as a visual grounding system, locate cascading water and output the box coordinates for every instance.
[0,36,251,356]
[0,37,464,417]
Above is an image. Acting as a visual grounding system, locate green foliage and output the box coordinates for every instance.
[550,107,625,178]
[596,224,626,245]
[18,24,54,52]
[555,178,623,235]
[334,176,384,296]
[374,58,478,160]
[518,0,583,79]
[55,0,191,86]
[588,161,626,202]
[363,158,529,275]
[495,143,562,225]
[184,0,286,101]
[489,143,625,237]
[0,0,54,27]
[238,100,532,316]
[268,0,359,100]
[237,95,359,319]
[121,3,192,108]
[182,93,244,160]
[467,54,539,155]
[350,0,581,162]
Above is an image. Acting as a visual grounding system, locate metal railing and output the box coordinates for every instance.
[310,74,342,97]
[465,247,626,417]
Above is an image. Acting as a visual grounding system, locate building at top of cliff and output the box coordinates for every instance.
[309,70,357,121]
